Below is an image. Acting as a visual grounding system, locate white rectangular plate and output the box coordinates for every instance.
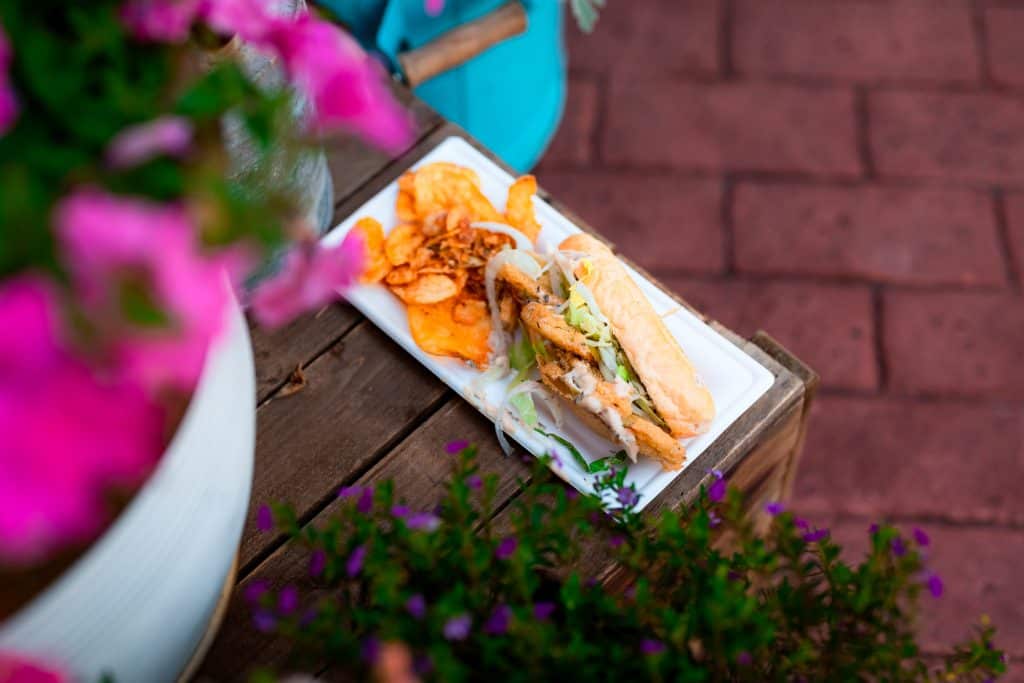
[323,136,774,510]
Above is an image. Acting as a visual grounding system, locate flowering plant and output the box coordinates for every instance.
[251,445,1007,681]
[0,0,414,574]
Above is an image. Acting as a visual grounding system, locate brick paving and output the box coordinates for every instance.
[536,0,1024,669]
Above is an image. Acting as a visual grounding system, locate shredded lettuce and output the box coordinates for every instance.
[508,329,541,426]
[511,392,538,427]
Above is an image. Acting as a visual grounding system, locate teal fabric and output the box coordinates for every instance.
[318,0,566,171]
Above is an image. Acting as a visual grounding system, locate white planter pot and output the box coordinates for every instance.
[0,299,256,683]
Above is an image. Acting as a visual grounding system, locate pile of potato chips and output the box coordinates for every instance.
[352,162,542,368]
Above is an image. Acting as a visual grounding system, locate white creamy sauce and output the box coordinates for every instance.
[563,361,639,461]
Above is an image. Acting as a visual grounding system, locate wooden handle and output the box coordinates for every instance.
[398,1,528,87]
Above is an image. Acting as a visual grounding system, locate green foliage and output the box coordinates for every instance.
[0,0,299,278]
[252,447,1007,682]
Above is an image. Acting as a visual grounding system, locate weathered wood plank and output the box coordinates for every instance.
[250,304,362,403]
[199,400,532,681]
[238,321,451,570]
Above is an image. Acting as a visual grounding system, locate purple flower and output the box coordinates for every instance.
[708,477,726,503]
[277,585,298,615]
[891,536,907,557]
[446,439,469,454]
[736,650,753,666]
[566,488,579,500]
[338,485,361,498]
[466,474,483,490]
[727,569,743,582]
[708,510,722,528]
[244,579,270,603]
[925,572,944,598]
[764,501,785,516]
[407,512,441,532]
[794,517,810,531]
[869,523,880,535]
[803,528,830,543]
[256,504,273,532]
[533,602,556,621]
[443,613,472,641]
[357,487,375,514]
[391,505,410,518]
[106,115,192,168]
[484,604,511,635]
[913,527,931,547]
[711,468,723,479]
[617,486,640,508]
[308,549,326,577]
[496,536,518,560]
[609,535,625,548]
[406,594,426,619]
[300,607,318,627]
[346,544,367,578]
[361,636,380,663]
[640,639,665,655]
[252,609,277,632]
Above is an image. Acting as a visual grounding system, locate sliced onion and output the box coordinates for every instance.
[471,221,534,250]
[484,249,544,363]
[494,380,563,456]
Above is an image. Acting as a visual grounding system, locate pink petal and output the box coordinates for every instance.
[55,188,232,393]
[0,652,66,683]
[249,233,364,328]
[119,0,203,42]
[106,115,193,168]
[424,0,444,16]
[0,275,64,378]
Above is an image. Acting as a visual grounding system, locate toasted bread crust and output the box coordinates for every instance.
[558,234,716,437]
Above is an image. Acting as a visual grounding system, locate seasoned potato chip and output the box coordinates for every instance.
[452,297,487,325]
[412,162,502,222]
[394,274,459,305]
[505,175,541,242]
[385,265,417,286]
[352,217,390,284]
[385,223,424,266]
[408,299,491,367]
[396,191,417,221]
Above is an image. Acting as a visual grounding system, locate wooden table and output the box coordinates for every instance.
[192,86,818,681]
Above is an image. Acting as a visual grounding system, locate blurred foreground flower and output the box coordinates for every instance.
[249,232,364,328]
[106,115,193,168]
[0,276,164,565]
[0,652,65,683]
[56,189,238,393]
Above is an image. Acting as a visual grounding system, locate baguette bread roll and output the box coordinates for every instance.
[559,233,715,437]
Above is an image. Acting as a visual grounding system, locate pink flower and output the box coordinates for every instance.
[120,0,203,42]
[107,115,193,168]
[266,14,413,151]
[424,0,444,16]
[0,23,18,135]
[0,276,165,566]
[249,232,364,328]
[0,652,66,683]
[55,189,235,393]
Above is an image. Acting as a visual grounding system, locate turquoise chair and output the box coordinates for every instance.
[317,0,566,172]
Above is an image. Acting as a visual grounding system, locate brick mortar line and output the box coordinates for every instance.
[718,0,735,79]
[591,70,610,166]
[815,386,1024,407]
[794,510,1024,535]
[854,86,876,180]
[972,0,994,86]
[538,163,1024,193]
[871,286,889,392]
[568,65,1024,98]
[649,268,1019,294]
[993,188,1023,290]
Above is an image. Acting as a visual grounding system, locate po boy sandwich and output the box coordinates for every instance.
[490,233,716,470]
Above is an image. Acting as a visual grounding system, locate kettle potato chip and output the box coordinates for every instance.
[505,175,541,242]
[408,298,491,367]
